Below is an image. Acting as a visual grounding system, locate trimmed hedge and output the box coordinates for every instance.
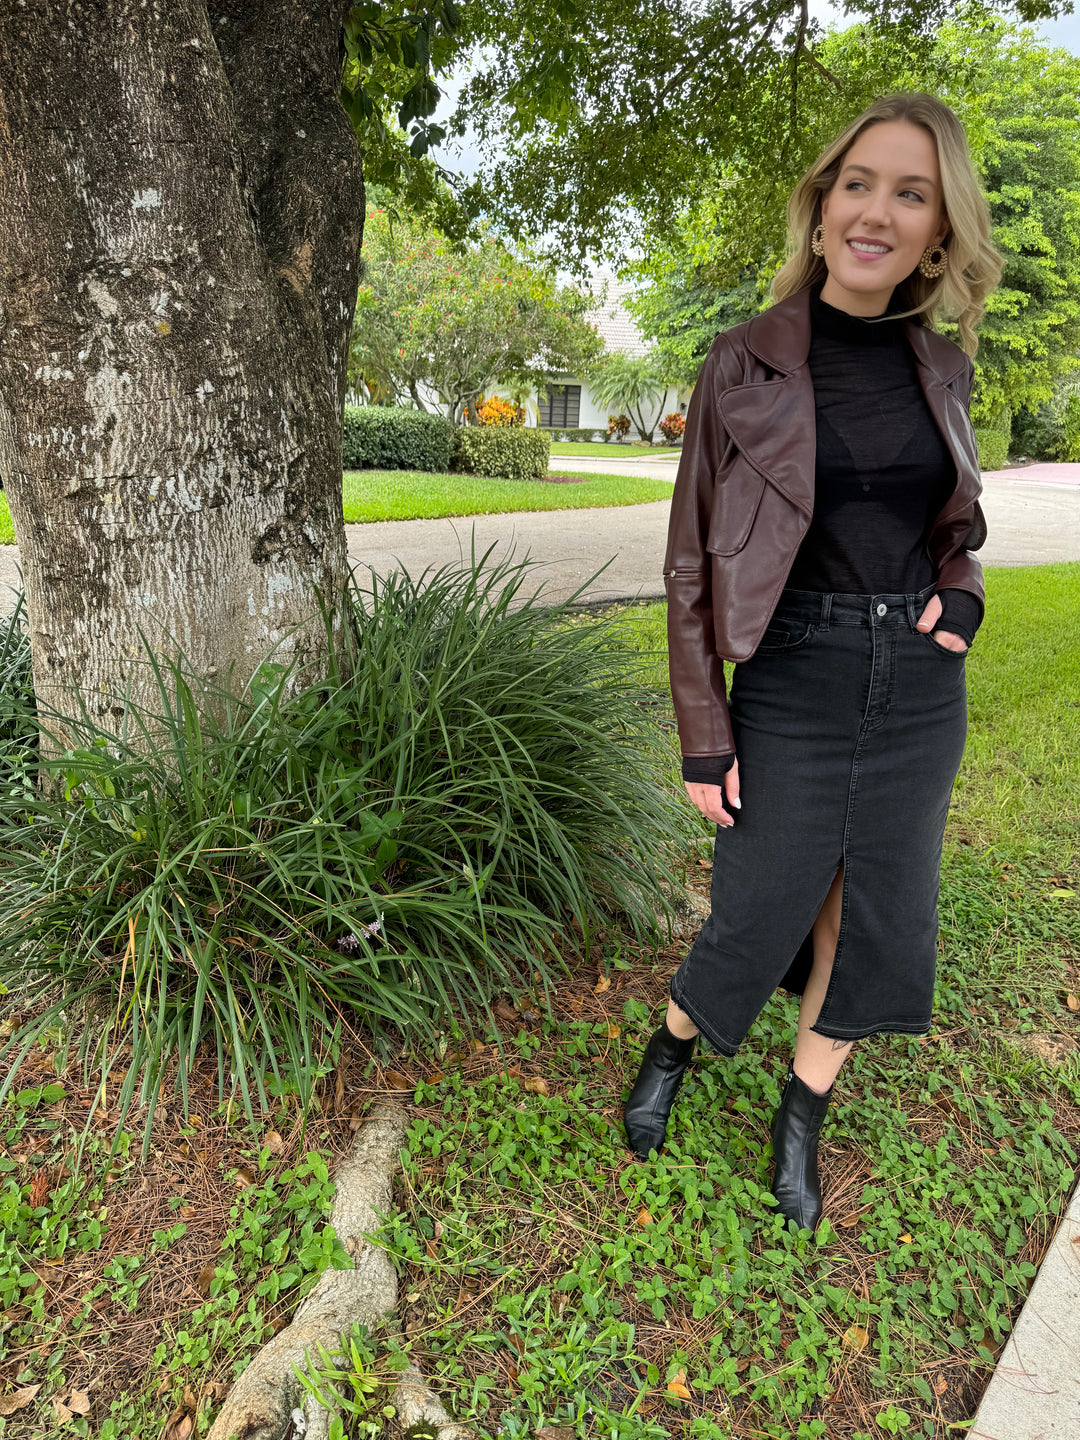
[343,405,453,472]
[452,426,551,482]
[541,427,609,443]
[974,427,1009,472]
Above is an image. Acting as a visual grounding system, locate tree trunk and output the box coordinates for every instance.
[0,0,363,733]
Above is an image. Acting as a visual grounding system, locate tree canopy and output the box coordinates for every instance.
[350,208,602,422]
[623,9,1080,424]
[441,0,1069,268]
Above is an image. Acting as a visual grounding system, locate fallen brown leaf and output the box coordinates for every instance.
[233,1167,255,1188]
[1067,993,1079,1012]
[535,1428,575,1440]
[636,1207,653,1227]
[565,994,583,1011]
[932,1374,948,1396]
[898,1233,913,1244]
[495,998,519,1023]
[593,975,611,994]
[666,1369,692,1400]
[606,1023,621,1039]
[384,1070,413,1090]
[425,1071,445,1085]
[160,1407,194,1440]
[196,1260,217,1297]
[843,1325,870,1351]
[507,1332,525,1356]
[65,1390,90,1417]
[523,1077,550,1096]
[28,1168,51,1209]
[0,1385,41,1417]
[263,1129,285,1155]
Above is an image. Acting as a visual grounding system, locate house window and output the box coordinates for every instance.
[539,384,581,428]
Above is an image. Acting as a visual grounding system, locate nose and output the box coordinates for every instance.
[856,188,892,230]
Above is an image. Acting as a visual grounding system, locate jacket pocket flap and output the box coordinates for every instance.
[706,460,768,556]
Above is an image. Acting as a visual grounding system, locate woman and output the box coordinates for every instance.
[623,93,1002,1230]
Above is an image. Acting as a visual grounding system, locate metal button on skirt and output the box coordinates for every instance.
[669,585,969,1054]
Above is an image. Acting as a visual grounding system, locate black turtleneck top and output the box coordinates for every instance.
[681,285,984,787]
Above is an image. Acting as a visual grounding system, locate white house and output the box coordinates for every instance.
[527,277,689,442]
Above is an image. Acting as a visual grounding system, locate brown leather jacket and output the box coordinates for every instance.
[665,286,986,759]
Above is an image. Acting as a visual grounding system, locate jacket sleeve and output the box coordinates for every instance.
[933,357,987,607]
[664,337,736,758]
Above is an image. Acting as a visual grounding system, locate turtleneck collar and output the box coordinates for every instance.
[810,282,907,348]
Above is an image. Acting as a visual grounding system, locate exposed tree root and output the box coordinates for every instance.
[209,1102,472,1440]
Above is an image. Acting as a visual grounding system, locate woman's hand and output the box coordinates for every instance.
[685,758,741,828]
[915,594,969,653]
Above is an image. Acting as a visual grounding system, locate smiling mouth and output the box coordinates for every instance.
[847,239,892,255]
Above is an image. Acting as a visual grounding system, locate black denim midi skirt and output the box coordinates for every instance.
[669,584,968,1053]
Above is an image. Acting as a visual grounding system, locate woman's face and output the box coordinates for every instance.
[818,119,949,316]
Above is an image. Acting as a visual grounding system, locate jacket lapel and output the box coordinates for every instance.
[906,326,983,524]
[718,288,817,520]
[719,374,817,521]
[715,287,980,524]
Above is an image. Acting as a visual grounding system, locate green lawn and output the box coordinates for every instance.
[0,471,674,543]
[342,467,673,522]
[550,440,681,458]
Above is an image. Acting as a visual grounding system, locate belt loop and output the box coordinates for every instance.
[820,593,832,629]
[906,593,919,629]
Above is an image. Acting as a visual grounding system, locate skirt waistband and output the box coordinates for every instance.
[772,583,938,628]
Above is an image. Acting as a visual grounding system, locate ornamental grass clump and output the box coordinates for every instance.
[0,555,691,1135]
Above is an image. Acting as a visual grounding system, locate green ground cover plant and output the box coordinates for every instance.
[301,563,1079,1440]
[0,1067,352,1438]
[0,556,692,1142]
[341,469,674,522]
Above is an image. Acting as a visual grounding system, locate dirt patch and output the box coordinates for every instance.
[539,474,588,484]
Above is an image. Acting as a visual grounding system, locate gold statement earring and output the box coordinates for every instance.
[918,243,948,278]
[811,224,826,258]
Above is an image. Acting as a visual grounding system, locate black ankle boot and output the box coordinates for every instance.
[770,1063,832,1230]
[623,1022,695,1159]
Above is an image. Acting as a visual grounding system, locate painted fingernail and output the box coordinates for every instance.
[730,797,741,809]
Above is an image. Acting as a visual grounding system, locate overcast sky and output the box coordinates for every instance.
[429,3,1080,185]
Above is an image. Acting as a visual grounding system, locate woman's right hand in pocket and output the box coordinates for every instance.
[684,758,741,827]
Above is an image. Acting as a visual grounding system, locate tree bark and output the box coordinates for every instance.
[0,0,363,731]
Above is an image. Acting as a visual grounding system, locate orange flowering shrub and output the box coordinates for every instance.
[658,412,685,444]
[474,394,525,427]
[606,413,631,439]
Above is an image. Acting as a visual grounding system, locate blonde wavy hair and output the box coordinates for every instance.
[771,93,1001,355]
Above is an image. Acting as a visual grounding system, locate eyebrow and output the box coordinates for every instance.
[843,163,937,187]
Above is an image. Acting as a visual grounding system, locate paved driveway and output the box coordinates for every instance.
[1,469,1077,612]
